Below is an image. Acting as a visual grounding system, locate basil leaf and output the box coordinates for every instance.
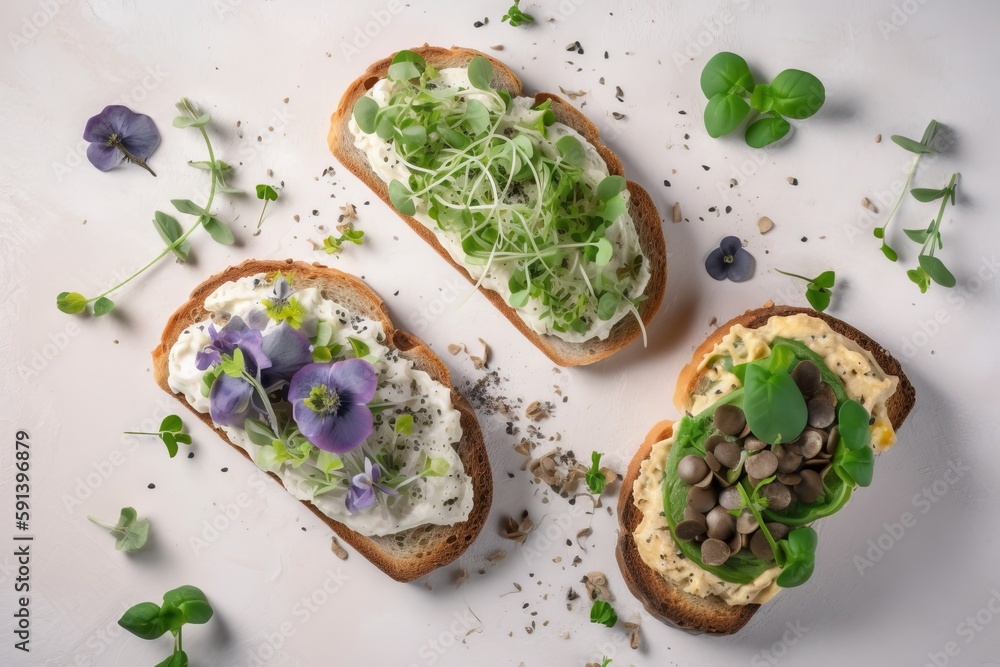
[700,51,755,97]
[118,602,168,640]
[743,363,807,445]
[704,92,750,138]
[744,115,790,148]
[155,651,189,667]
[162,585,214,625]
[769,69,826,119]
[748,84,773,112]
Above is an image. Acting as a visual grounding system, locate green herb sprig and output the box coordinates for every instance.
[590,600,617,628]
[873,119,940,260]
[57,99,241,316]
[323,227,365,254]
[735,344,807,445]
[501,0,535,27]
[774,269,836,312]
[903,173,959,292]
[125,415,192,458]
[118,585,214,667]
[255,184,279,230]
[585,451,607,494]
[87,507,149,553]
[700,52,825,148]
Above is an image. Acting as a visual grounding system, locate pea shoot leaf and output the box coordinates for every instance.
[93,296,116,316]
[88,506,150,553]
[918,254,956,287]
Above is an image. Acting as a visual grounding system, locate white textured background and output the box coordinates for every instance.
[2,1,999,666]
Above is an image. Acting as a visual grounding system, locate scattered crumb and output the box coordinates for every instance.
[861,197,878,213]
[500,512,534,543]
[874,133,882,143]
[787,176,799,186]
[757,216,774,234]
[671,201,682,223]
[490,44,504,51]
[337,204,357,224]
[448,343,465,356]
[558,86,587,99]
[525,400,552,421]
[583,572,614,602]
[330,536,348,560]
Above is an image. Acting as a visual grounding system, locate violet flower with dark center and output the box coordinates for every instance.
[706,235,754,282]
[288,359,377,453]
[83,105,160,176]
[346,457,398,514]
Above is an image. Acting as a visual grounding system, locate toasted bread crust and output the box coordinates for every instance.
[328,45,666,367]
[618,305,915,634]
[151,259,491,582]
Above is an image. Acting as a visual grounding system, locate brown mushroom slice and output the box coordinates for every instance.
[798,429,825,458]
[704,450,722,472]
[727,531,744,554]
[678,455,710,485]
[705,434,727,454]
[714,441,743,470]
[777,472,803,486]
[694,471,715,488]
[718,486,743,511]
[773,444,804,473]
[743,435,767,452]
[766,522,790,540]
[676,518,707,541]
[760,481,793,510]
[714,404,747,437]
[807,395,836,429]
[706,506,736,541]
[736,508,759,534]
[794,469,824,504]
[826,425,840,455]
[745,450,778,479]
[687,485,718,513]
[712,471,734,488]
[791,360,822,397]
[701,538,732,566]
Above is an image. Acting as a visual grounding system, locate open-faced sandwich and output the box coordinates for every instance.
[328,46,666,366]
[617,305,915,634]
[152,259,491,581]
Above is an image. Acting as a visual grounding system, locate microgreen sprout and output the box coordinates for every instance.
[501,0,535,26]
[124,415,192,458]
[255,184,279,230]
[118,585,214,666]
[873,119,941,260]
[585,451,607,494]
[87,507,149,553]
[700,52,825,148]
[57,98,241,316]
[903,173,959,293]
[590,600,618,628]
[352,50,649,339]
[599,659,613,667]
[775,269,836,312]
[323,227,365,254]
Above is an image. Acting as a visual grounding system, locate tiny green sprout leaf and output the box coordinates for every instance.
[353,96,379,134]
[56,291,88,314]
[398,124,427,150]
[387,60,421,82]
[768,69,825,119]
[202,216,235,245]
[501,0,535,27]
[700,52,755,98]
[590,600,618,628]
[421,456,450,477]
[907,267,931,293]
[910,187,948,202]
[749,84,773,112]
[155,651,189,667]
[171,199,206,216]
[391,49,426,68]
[597,292,620,321]
[880,242,898,262]
[220,348,246,378]
[595,175,627,202]
[891,134,935,154]
[594,237,614,266]
[394,414,414,435]
[744,115,791,148]
[556,135,586,167]
[586,451,607,494]
[256,184,279,201]
[838,400,871,452]
[162,585,214,625]
[153,211,190,261]
[93,296,116,316]
[468,55,493,90]
[88,507,149,553]
[704,92,750,138]
[918,254,956,287]
[811,270,836,289]
[119,601,169,640]
[903,228,930,244]
[873,227,885,239]
[160,415,183,433]
[388,179,417,216]
[743,362,808,445]
[462,99,491,135]
[509,290,529,308]
[244,419,276,448]
[775,527,818,587]
[348,337,371,359]
[805,287,831,313]
[599,659,613,667]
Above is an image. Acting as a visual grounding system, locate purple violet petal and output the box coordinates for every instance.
[245,309,268,331]
[83,107,117,142]
[705,247,729,281]
[719,235,743,257]
[293,399,373,453]
[325,358,378,404]
[346,484,376,513]
[727,248,754,282]
[86,142,123,171]
[209,373,254,427]
[118,111,160,159]
[261,323,312,387]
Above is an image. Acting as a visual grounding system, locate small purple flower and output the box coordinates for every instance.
[196,317,268,372]
[83,105,160,176]
[706,235,754,282]
[346,458,397,514]
[288,359,377,453]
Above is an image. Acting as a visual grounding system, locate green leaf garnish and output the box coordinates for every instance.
[120,585,213,667]
[501,0,535,27]
[744,115,791,148]
[704,93,750,138]
[88,506,150,553]
[775,269,836,313]
[353,96,379,134]
[585,451,607,494]
[590,600,618,628]
[388,179,416,215]
[124,414,192,458]
[468,56,493,90]
[742,359,808,445]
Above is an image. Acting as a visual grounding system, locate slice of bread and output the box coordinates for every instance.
[152,259,492,582]
[616,305,915,634]
[328,45,667,367]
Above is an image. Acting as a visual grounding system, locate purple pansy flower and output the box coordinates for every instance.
[288,359,377,453]
[196,317,268,372]
[346,458,397,514]
[705,235,754,282]
[83,105,160,176]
